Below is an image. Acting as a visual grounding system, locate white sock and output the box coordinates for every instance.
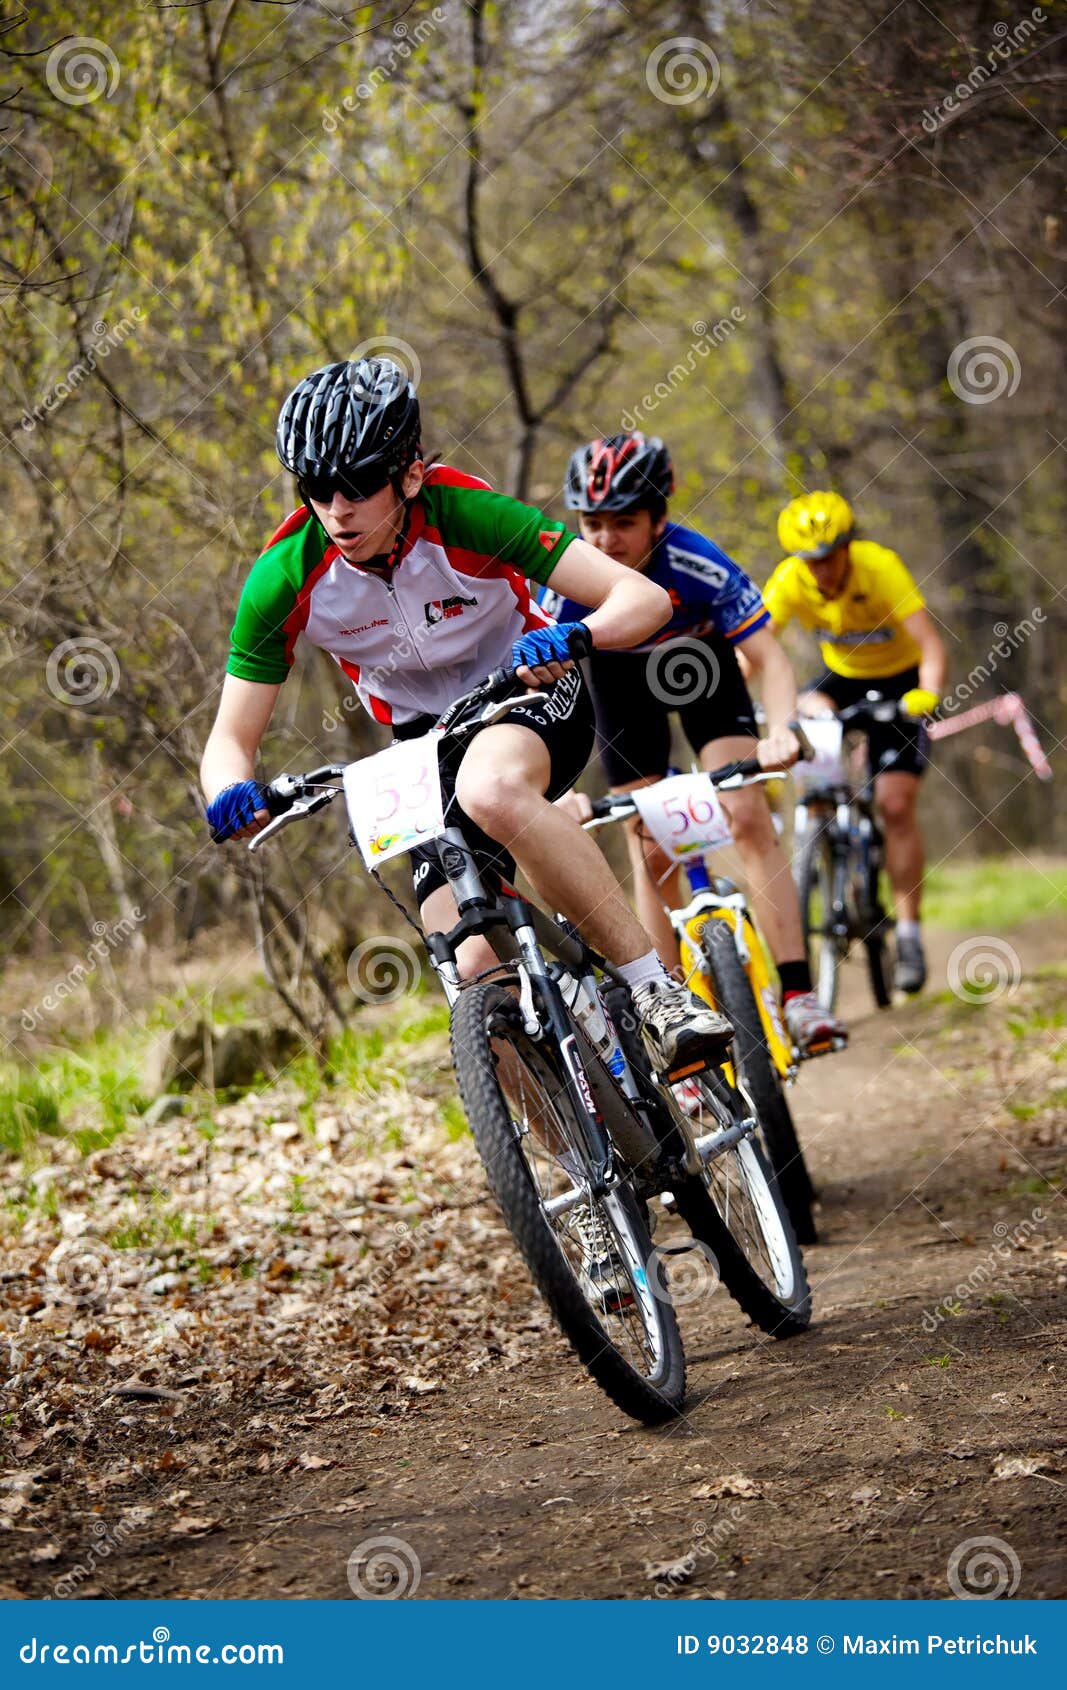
[618,950,670,994]
[896,919,921,941]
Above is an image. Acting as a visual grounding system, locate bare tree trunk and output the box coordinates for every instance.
[84,744,149,963]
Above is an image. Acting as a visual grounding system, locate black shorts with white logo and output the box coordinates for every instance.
[588,635,758,788]
[802,665,929,777]
[401,666,596,908]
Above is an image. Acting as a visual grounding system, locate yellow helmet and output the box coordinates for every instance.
[777,491,854,560]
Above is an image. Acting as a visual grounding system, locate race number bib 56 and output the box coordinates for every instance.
[633,774,733,863]
[343,733,445,868]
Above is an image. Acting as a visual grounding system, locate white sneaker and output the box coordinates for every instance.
[632,976,733,1077]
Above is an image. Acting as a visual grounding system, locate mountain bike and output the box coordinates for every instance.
[248,666,810,1425]
[792,695,907,1014]
[584,758,832,1248]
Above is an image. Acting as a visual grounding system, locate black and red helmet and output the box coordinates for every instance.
[564,432,674,513]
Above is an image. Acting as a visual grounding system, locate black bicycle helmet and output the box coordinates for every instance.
[275,356,421,483]
[564,431,674,513]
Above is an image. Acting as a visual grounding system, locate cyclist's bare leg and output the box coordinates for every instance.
[604,774,682,973]
[698,734,806,967]
[874,769,923,921]
[454,721,655,969]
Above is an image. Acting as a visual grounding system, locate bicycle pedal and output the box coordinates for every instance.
[800,1033,848,1060]
[662,1056,713,1084]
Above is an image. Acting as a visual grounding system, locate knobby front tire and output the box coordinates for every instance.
[671,1116,812,1339]
[858,849,892,1009]
[449,982,687,1425]
[700,918,818,1246]
[797,824,842,1014]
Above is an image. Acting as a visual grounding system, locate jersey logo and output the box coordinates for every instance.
[424,594,477,626]
[337,618,389,636]
[537,529,560,551]
[824,627,894,645]
[666,543,731,592]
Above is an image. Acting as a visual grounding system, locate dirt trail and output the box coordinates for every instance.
[5,924,1065,1601]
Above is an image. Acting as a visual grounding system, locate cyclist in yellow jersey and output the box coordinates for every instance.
[764,493,947,993]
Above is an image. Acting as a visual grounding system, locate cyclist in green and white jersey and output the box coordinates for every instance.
[200,357,734,1075]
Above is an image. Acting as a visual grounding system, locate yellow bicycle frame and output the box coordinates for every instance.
[673,890,796,1084]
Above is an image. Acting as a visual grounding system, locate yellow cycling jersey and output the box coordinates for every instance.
[762,539,925,680]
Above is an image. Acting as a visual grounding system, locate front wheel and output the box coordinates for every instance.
[670,1079,812,1338]
[797,823,844,1014]
[449,981,686,1424]
[856,843,892,1009]
[700,918,818,1245]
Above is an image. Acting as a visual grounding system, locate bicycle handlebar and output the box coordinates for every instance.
[250,658,558,849]
[820,692,906,728]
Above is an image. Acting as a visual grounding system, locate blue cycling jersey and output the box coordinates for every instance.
[538,520,769,652]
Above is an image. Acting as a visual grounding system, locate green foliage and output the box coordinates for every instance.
[0,0,1063,1019]
[0,1069,62,1154]
[923,859,1067,931]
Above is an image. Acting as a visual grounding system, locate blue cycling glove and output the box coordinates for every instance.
[207,780,268,843]
[511,621,591,670]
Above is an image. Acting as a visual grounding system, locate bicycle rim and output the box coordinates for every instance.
[488,1019,666,1381]
[803,836,840,1012]
[700,1131,800,1305]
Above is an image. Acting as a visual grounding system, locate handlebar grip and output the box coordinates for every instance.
[706,756,762,784]
[588,794,623,818]
[483,667,524,702]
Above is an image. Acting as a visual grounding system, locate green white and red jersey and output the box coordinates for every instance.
[227,467,576,726]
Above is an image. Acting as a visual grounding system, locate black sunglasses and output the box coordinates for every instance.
[299,466,392,505]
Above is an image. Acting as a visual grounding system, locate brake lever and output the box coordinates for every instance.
[452,690,548,735]
[248,788,339,852]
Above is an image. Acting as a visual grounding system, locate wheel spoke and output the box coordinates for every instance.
[490,1028,663,1374]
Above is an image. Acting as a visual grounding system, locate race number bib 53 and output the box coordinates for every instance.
[794,717,845,793]
[343,733,445,868]
[633,774,733,863]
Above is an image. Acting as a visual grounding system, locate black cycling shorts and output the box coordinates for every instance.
[403,666,596,908]
[802,665,929,778]
[587,635,758,788]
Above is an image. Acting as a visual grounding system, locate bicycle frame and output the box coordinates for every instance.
[674,887,796,1083]
[586,769,800,1083]
[249,673,756,1195]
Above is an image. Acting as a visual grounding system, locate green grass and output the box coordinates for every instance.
[0,1068,62,1153]
[923,857,1067,931]
[1,1023,150,1161]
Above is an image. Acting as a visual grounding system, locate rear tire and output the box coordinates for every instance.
[858,847,892,1009]
[700,919,818,1245]
[450,982,686,1424]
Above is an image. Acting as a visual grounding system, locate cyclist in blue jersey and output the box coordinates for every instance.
[545,432,845,1054]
